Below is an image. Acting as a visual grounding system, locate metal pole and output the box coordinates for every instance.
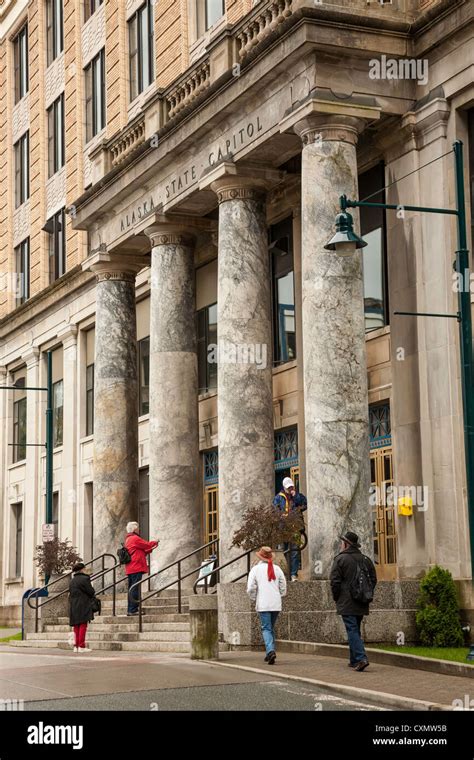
[454,140,474,580]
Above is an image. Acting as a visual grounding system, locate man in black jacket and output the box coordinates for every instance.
[330,532,377,672]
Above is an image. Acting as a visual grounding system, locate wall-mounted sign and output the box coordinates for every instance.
[42,524,55,542]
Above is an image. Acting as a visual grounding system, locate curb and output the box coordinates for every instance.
[208,660,452,711]
[276,640,474,679]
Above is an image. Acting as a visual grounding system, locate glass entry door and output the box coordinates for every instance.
[370,446,397,580]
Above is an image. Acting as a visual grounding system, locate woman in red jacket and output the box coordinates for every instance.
[125,522,159,616]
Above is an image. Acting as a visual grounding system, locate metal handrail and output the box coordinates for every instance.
[191,531,309,593]
[128,539,219,632]
[25,553,119,634]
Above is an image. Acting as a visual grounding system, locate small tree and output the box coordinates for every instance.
[34,537,82,578]
[232,503,305,552]
[415,565,464,647]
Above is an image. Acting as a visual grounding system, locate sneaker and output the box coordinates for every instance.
[264,653,269,662]
[73,647,79,653]
[78,647,92,653]
[348,663,355,668]
[291,576,298,582]
[127,612,139,616]
[354,659,369,672]
[267,650,276,665]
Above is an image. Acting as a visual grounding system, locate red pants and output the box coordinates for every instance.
[73,623,88,648]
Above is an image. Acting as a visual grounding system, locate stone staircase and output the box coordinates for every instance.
[11,591,192,653]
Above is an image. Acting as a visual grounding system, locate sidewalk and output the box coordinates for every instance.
[214,650,471,709]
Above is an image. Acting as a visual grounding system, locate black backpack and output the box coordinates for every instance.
[117,543,131,565]
[349,555,375,604]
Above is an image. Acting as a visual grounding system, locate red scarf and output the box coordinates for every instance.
[266,559,276,581]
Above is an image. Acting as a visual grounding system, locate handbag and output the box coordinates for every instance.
[91,597,101,615]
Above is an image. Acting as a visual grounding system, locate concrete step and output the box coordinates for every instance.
[10,640,59,649]
[119,641,190,653]
[27,630,191,642]
[45,613,190,625]
[12,639,191,653]
[43,622,190,633]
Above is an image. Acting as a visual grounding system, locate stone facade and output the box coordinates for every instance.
[0,0,473,631]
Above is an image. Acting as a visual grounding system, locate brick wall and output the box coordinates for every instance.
[0,0,257,320]
[0,33,8,319]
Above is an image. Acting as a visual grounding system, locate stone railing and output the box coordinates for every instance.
[165,60,211,120]
[109,116,146,167]
[236,0,293,60]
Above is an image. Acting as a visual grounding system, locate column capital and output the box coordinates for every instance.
[143,213,215,248]
[22,346,40,366]
[200,161,284,204]
[279,94,381,146]
[81,249,149,283]
[58,324,78,348]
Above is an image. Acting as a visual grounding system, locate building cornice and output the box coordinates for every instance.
[70,4,417,219]
[0,265,95,340]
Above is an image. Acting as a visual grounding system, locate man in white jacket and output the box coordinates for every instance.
[247,546,287,665]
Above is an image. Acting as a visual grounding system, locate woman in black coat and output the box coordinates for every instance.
[69,562,96,652]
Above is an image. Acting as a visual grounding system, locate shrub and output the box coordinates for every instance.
[415,565,464,647]
[34,537,82,578]
[231,503,305,552]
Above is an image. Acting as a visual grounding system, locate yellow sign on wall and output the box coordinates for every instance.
[398,496,413,516]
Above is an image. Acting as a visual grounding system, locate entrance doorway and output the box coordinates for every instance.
[369,403,397,580]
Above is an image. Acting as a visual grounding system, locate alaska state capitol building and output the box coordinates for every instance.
[0,0,474,627]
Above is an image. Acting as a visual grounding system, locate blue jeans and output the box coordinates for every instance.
[258,611,279,654]
[283,543,300,576]
[342,615,367,665]
[127,572,143,614]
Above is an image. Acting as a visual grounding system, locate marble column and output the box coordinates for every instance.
[82,251,147,558]
[294,114,372,578]
[144,225,200,581]
[211,177,274,577]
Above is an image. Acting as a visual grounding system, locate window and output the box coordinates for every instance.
[14,25,28,103]
[14,131,29,208]
[47,94,65,177]
[45,207,66,283]
[139,468,149,540]
[468,109,474,256]
[86,363,94,435]
[270,216,296,364]
[14,238,30,306]
[138,337,149,416]
[13,397,27,463]
[84,0,103,22]
[84,49,105,143]
[46,0,64,66]
[11,503,23,578]
[128,0,154,102]
[52,491,59,536]
[205,0,224,30]
[197,303,217,394]
[53,379,63,447]
[358,163,389,332]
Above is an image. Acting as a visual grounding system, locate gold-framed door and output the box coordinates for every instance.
[203,484,219,558]
[370,446,397,580]
[290,465,300,490]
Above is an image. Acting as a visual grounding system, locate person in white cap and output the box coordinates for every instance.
[273,477,307,581]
